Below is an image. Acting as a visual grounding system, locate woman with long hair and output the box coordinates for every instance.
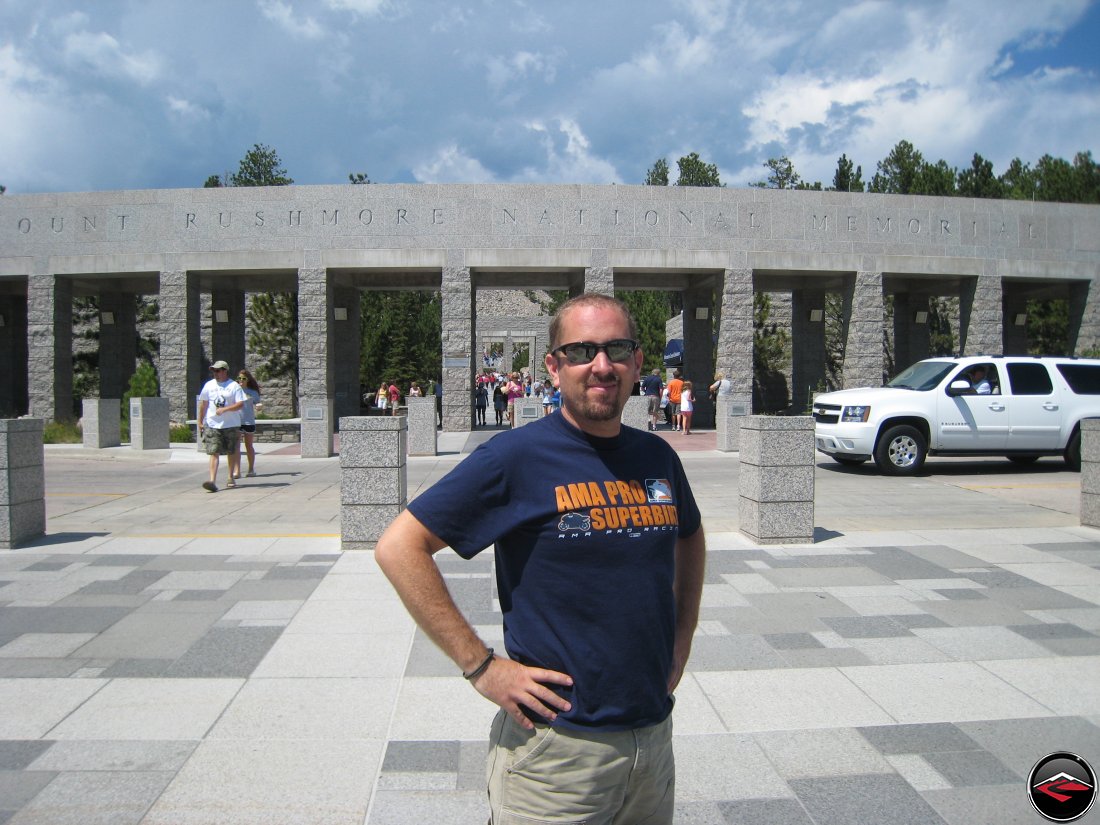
[236,369,263,477]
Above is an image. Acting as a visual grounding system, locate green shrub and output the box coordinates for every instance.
[170,424,195,443]
[43,421,82,444]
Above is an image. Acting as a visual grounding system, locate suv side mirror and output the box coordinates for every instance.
[946,380,971,397]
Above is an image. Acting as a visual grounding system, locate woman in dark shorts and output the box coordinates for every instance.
[236,369,263,478]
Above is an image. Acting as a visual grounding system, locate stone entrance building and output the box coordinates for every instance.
[2,184,1098,455]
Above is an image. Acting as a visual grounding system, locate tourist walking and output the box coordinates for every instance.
[235,368,262,478]
[197,360,246,492]
[680,380,695,435]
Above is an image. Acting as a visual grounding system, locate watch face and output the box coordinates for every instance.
[1028,752,1096,822]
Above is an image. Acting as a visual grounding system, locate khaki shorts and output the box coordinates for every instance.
[487,710,674,825]
[202,426,240,455]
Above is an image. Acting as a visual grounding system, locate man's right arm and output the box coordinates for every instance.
[197,398,208,433]
[375,509,573,730]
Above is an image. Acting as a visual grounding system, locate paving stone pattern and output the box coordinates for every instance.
[0,443,1097,823]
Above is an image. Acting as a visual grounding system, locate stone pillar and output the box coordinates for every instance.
[159,271,202,424]
[98,293,137,400]
[441,261,474,432]
[621,395,649,431]
[297,267,334,457]
[841,271,884,389]
[0,294,28,418]
[715,268,754,415]
[892,293,931,372]
[406,396,438,456]
[738,416,815,545]
[792,287,827,414]
[339,416,407,548]
[129,397,170,450]
[513,397,544,429]
[28,272,73,421]
[716,396,750,452]
[1069,279,1100,356]
[82,399,121,449]
[333,287,361,421]
[583,264,614,296]
[0,418,45,549]
[1081,419,1100,528]
[683,283,716,427]
[959,275,1003,356]
[1002,290,1030,356]
[211,289,246,372]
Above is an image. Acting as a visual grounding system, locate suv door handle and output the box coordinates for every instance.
[988,402,1005,412]
[1043,402,1059,411]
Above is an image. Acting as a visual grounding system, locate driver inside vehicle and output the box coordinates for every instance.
[966,365,995,395]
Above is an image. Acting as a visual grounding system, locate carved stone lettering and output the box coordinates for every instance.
[503,209,517,224]
[940,219,950,235]
[255,211,265,227]
[645,210,659,226]
[539,209,553,225]
[876,217,892,233]
[359,209,373,225]
[218,212,231,228]
[17,218,29,234]
[575,209,585,225]
[908,218,920,234]
[812,215,828,232]
[289,210,302,226]
[322,209,339,226]
[848,216,857,231]
[679,210,692,226]
[83,216,95,232]
[51,217,63,233]
[397,208,409,224]
[432,208,443,225]
[186,213,196,228]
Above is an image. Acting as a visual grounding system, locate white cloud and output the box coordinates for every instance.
[166,96,211,121]
[514,118,620,184]
[257,0,325,39]
[485,50,559,95]
[325,0,395,17]
[412,144,496,183]
[62,30,161,84]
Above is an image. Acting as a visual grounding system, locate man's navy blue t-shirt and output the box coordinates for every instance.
[641,373,662,396]
[407,411,701,732]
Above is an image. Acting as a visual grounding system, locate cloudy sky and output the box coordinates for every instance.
[2,0,1098,194]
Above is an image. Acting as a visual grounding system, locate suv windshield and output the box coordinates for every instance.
[886,361,955,391]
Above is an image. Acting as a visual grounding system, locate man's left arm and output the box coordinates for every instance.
[217,385,247,415]
[668,526,706,693]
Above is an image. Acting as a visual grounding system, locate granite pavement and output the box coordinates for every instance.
[0,430,1096,824]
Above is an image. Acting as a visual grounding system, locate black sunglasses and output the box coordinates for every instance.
[551,339,638,365]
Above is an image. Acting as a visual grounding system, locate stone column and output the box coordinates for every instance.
[1081,419,1100,528]
[716,396,749,452]
[683,283,716,427]
[0,418,45,548]
[159,270,201,424]
[0,295,28,418]
[1002,290,1030,356]
[892,293,931,372]
[738,416,815,545]
[583,264,614,296]
[959,275,1003,356]
[441,260,474,432]
[28,272,73,421]
[406,397,438,455]
[715,268,754,414]
[297,267,334,457]
[1069,279,1100,356]
[211,289,246,371]
[339,416,406,548]
[98,292,137,400]
[792,287,827,414]
[129,397,170,450]
[82,399,121,449]
[620,395,648,431]
[841,271,884,389]
[513,397,544,429]
[333,287,361,421]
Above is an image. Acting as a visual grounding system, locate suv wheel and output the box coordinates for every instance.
[875,425,927,475]
[1065,428,1082,472]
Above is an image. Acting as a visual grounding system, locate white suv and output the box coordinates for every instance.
[812,356,1100,475]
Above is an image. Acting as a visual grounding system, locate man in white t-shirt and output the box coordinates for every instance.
[197,360,247,492]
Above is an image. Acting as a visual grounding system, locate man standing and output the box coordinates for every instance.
[376,293,705,824]
[641,367,663,431]
[197,361,246,492]
[666,369,684,431]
